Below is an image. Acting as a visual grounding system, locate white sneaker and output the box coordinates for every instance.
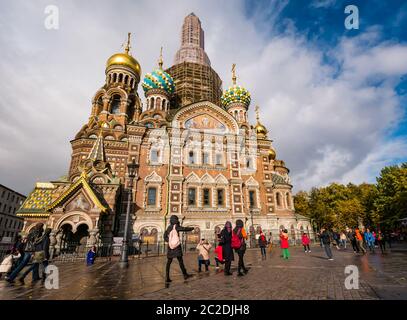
[215,266,220,269]
[308,250,311,253]
[328,258,334,261]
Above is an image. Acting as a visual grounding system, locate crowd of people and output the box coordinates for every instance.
[0,223,51,283]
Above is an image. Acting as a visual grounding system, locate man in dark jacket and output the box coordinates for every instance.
[163,215,194,282]
[347,229,359,253]
[320,228,334,260]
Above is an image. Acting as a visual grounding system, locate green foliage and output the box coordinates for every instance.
[293,162,407,230]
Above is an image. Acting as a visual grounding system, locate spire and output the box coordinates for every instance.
[232,63,237,85]
[255,105,260,122]
[158,46,163,69]
[88,130,105,162]
[174,13,211,66]
[124,32,131,55]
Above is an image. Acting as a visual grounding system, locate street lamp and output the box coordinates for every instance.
[120,159,138,268]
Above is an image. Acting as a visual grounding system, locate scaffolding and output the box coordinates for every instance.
[166,62,222,108]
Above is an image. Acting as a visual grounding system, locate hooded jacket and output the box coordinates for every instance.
[163,215,194,258]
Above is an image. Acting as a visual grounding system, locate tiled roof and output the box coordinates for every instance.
[271,173,289,185]
[16,184,54,215]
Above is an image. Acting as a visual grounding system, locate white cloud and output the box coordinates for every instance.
[0,0,406,195]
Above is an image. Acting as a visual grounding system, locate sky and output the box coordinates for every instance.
[0,0,406,195]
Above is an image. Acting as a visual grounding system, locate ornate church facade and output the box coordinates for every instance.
[17,13,313,253]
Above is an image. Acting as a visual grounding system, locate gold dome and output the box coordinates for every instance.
[255,123,268,136]
[106,33,141,76]
[268,147,276,160]
[106,53,141,76]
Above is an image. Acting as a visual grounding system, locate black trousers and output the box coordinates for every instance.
[224,260,232,273]
[351,240,359,252]
[378,240,386,253]
[303,244,310,251]
[260,247,266,256]
[166,256,187,279]
[237,251,246,273]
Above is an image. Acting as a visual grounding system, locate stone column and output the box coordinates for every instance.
[49,230,58,260]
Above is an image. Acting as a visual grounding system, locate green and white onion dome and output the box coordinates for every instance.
[142,69,175,95]
[221,85,251,108]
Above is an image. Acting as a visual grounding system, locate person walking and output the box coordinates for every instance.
[219,221,234,276]
[301,232,311,253]
[340,232,347,249]
[19,227,51,284]
[364,228,375,253]
[258,231,268,259]
[355,228,366,254]
[347,228,359,253]
[377,230,386,254]
[86,246,97,266]
[6,223,44,283]
[196,239,211,272]
[163,215,194,283]
[233,219,248,276]
[320,228,334,260]
[332,231,340,250]
[280,229,290,260]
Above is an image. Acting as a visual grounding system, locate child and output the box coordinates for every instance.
[280,229,290,259]
[302,233,311,253]
[196,239,211,272]
[0,249,21,279]
[86,246,97,266]
[214,244,224,269]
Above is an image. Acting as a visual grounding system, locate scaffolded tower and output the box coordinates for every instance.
[167,13,222,108]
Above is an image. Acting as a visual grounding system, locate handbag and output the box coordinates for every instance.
[33,251,45,263]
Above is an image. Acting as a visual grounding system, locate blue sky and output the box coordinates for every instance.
[0,0,407,194]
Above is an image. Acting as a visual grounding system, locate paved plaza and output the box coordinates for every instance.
[1,244,407,300]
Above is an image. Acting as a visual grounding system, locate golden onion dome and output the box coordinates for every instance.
[268,147,276,160]
[255,122,268,136]
[106,33,141,77]
[106,53,141,76]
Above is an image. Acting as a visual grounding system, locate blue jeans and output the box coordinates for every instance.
[198,259,209,271]
[7,252,32,281]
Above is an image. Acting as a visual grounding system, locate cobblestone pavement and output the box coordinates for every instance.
[0,244,406,300]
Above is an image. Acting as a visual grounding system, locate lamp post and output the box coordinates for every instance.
[250,207,254,248]
[120,159,138,268]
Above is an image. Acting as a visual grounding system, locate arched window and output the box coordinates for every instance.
[189,151,195,164]
[113,73,117,82]
[118,73,123,82]
[124,75,129,85]
[276,193,282,207]
[110,94,121,114]
[150,97,155,110]
[130,78,134,88]
[286,193,291,208]
[156,97,161,110]
[162,99,166,111]
[147,187,157,206]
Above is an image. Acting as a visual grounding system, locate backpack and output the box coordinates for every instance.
[168,225,181,249]
[231,229,242,249]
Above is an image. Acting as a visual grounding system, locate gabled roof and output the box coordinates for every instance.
[46,171,107,213]
[16,183,54,217]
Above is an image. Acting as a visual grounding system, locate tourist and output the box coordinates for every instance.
[355,228,366,254]
[6,223,44,283]
[163,215,194,282]
[301,232,311,253]
[214,244,224,269]
[19,227,51,284]
[258,230,268,259]
[0,249,21,279]
[320,228,334,260]
[332,231,340,250]
[219,221,234,276]
[340,232,347,249]
[196,239,211,272]
[86,246,97,266]
[280,229,290,260]
[377,230,386,254]
[347,228,359,253]
[233,219,248,276]
[364,228,375,253]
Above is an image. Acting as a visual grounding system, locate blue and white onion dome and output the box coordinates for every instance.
[142,69,175,95]
[221,64,251,108]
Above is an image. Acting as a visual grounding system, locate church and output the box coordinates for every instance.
[17,13,313,254]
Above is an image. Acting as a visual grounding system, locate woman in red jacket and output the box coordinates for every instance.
[302,233,311,253]
[280,229,290,259]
